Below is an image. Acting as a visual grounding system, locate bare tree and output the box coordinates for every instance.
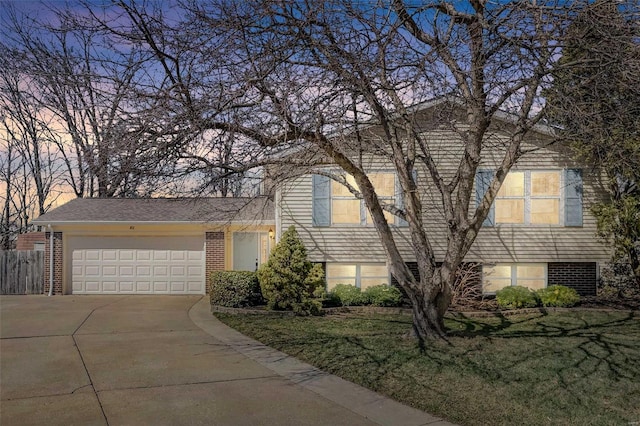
[77,0,606,339]
[1,4,178,199]
[0,48,62,220]
[178,0,578,339]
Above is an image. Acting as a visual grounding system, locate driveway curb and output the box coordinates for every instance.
[189,298,456,426]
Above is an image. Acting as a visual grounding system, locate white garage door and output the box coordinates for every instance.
[70,236,205,294]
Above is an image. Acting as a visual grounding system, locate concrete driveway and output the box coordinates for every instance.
[0,295,451,426]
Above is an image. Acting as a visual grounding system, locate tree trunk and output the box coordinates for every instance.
[398,266,454,340]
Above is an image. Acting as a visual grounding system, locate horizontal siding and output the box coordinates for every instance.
[278,129,611,264]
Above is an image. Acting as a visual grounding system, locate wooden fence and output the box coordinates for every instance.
[0,251,45,295]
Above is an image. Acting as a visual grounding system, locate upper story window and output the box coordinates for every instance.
[476,169,583,227]
[495,171,561,225]
[331,173,395,225]
[312,172,405,227]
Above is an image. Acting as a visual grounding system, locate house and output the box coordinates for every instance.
[15,232,46,251]
[32,102,610,297]
[274,104,610,297]
[31,197,274,295]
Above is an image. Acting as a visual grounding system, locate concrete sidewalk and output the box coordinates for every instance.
[1,295,454,426]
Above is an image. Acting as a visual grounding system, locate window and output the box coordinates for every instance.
[483,263,546,293]
[494,171,561,225]
[326,263,389,291]
[330,173,395,225]
[33,242,45,251]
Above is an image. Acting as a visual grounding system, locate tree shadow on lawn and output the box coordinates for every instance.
[221,311,640,423]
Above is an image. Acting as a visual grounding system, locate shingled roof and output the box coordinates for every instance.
[32,197,274,224]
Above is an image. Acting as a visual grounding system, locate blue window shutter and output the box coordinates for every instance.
[564,169,583,226]
[476,170,495,226]
[395,171,416,227]
[312,175,331,227]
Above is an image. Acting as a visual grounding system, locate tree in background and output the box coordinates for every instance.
[546,1,640,286]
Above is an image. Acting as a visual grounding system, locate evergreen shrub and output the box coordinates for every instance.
[536,285,580,307]
[330,284,368,306]
[495,286,540,309]
[364,284,402,307]
[209,271,262,307]
[257,226,324,315]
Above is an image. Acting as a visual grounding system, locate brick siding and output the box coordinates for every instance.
[548,262,597,296]
[205,232,225,293]
[16,232,46,251]
[43,232,63,295]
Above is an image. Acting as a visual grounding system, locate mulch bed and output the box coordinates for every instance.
[212,294,640,316]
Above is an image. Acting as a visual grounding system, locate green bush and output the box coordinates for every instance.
[536,285,580,307]
[363,284,402,307]
[495,286,540,309]
[330,284,368,306]
[257,226,323,315]
[209,271,263,307]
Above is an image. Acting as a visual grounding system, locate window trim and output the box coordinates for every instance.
[493,170,564,226]
[329,171,400,227]
[482,262,548,294]
[326,262,390,290]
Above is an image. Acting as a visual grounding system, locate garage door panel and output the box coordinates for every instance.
[119,265,134,276]
[153,266,169,277]
[85,281,100,292]
[171,251,186,261]
[135,281,152,292]
[171,266,186,276]
[153,281,169,292]
[103,250,117,261]
[119,250,135,261]
[70,236,205,295]
[103,281,117,292]
[136,266,152,276]
[102,266,117,277]
[137,251,151,261]
[154,251,169,261]
[188,251,202,261]
[187,281,202,292]
[188,266,202,277]
[85,250,101,261]
[85,266,100,276]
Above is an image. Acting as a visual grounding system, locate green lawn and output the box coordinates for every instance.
[216,310,640,426]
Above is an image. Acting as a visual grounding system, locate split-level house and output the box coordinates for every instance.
[274,102,609,296]
[32,101,610,296]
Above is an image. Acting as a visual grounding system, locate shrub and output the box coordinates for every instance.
[363,284,402,307]
[330,284,368,306]
[451,263,482,306]
[536,285,580,307]
[257,226,323,315]
[495,286,539,309]
[209,271,263,307]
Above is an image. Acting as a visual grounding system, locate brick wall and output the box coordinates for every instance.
[16,232,46,251]
[43,232,63,295]
[548,262,597,296]
[205,232,225,293]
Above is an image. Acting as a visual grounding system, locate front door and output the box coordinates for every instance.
[233,232,269,271]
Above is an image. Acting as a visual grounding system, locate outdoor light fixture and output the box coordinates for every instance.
[268,228,274,239]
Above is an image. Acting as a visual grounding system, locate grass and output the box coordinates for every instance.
[216,310,640,426]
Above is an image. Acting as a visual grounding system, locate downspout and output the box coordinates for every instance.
[48,224,54,296]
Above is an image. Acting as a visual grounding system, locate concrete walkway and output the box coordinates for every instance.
[0,295,454,426]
